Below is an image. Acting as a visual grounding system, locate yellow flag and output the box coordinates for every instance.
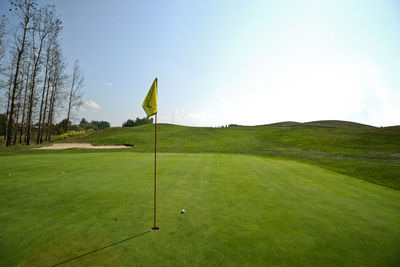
[142,78,157,117]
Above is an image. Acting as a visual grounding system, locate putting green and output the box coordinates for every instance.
[0,152,399,266]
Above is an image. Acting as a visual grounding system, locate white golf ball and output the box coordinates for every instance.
[181,209,185,213]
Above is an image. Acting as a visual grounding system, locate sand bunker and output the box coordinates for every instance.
[35,143,131,150]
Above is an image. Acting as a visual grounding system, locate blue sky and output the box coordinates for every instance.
[2,0,399,126]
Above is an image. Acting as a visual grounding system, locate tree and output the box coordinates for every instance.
[122,119,135,127]
[79,118,89,130]
[36,7,61,144]
[0,16,7,118]
[65,60,84,132]
[55,118,69,134]
[17,52,32,143]
[0,114,6,135]
[3,58,16,142]
[1,0,83,146]
[0,15,6,72]
[89,120,110,130]
[5,0,35,146]
[45,42,65,141]
[25,4,56,145]
[122,117,153,127]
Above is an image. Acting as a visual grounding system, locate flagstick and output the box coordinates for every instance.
[152,113,159,231]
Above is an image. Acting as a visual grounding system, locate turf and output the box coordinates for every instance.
[1,152,399,266]
[71,122,400,190]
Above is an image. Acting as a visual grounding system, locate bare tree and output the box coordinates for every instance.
[36,7,61,144]
[3,64,15,141]
[2,0,84,145]
[13,74,24,144]
[18,52,32,143]
[25,4,54,145]
[0,15,6,72]
[46,44,65,141]
[0,16,7,110]
[3,53,20,142]
[65,60,84,132]
[40,35,62,142]
[5,0,35,146]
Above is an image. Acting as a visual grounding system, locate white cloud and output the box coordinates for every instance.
[209,61,399,127]
[83,100,102,112]
[364,87,400,127]
[159,108,225,127]
[159,61,399,127]
[103,82,112,87]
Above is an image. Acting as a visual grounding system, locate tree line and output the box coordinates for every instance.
[122,117,153,127]
[0,0,84,146]
[78,118,110,131]
[41,118,110,134]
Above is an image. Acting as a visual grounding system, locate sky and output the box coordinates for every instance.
[1,0,399,127]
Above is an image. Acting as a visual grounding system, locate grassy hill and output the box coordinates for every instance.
[302,120,376,129]
[1,120,399,266]
[76,121,400,190]
[264,120,375,129]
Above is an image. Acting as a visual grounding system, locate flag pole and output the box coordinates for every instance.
[152,112,159,231]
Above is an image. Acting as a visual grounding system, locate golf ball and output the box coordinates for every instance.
[181,209,185,213]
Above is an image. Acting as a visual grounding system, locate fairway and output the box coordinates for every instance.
[1,152,399,266]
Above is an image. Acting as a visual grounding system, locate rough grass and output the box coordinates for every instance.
[1,152,399,266]
[73,122,400,190]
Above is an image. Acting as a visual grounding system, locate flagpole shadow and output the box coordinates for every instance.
[51,231,151,267]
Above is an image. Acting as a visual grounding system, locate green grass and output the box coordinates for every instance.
[1,120,399,265]
[74,122,400,190]
[1,152,399,266]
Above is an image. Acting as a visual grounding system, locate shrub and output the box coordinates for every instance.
[59,129,95,140]
[122,117,153,127]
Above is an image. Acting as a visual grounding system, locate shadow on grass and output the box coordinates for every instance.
[51,231,151,266]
